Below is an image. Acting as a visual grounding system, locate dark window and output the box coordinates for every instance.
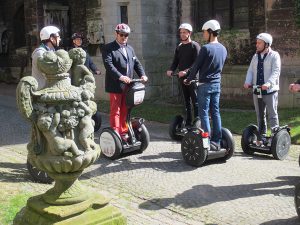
[120,6,128,24]
[192,0,248,31]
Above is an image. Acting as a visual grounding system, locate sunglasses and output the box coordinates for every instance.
[118,33,129,37]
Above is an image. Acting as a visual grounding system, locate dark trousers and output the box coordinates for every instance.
[180,81,198,125]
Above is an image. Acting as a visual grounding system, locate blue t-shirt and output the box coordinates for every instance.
[187,42,227,83]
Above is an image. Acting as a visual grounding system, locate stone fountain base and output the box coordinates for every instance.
[13,192,126,225]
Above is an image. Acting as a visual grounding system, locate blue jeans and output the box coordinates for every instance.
[197,82,222,144]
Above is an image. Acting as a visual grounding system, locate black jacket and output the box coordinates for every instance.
[102,40,145,93]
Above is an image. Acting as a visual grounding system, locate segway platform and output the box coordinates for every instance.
[241,124,291,160]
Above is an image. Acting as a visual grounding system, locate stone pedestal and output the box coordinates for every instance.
[13,192,126,225]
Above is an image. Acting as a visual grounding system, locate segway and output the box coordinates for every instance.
[295,180,300,220]
[27,160,53,184]
[169,73,200,140]
[181,127,235,167]
[99,79,150,159]
[92,111,102,132]
[169,115,200,141]
[241,85,291,160]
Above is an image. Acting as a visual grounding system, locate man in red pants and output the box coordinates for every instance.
[102,23,148,141]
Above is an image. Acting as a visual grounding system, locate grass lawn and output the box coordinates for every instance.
[0,193,32,225]
[97,99,300,144]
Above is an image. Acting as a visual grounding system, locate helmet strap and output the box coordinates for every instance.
[208,32,212,43]
[181,34,190,42]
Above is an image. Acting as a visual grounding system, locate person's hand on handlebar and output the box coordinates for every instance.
[141,75,148,83]
[289,83,300,93]
[244,83,252,89]
[119,75,131,84]
[183,79,191,85]
[178,70,187,78]
[261,83,270,91]
[166,70,173,77]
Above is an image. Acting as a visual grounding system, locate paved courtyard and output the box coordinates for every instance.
[0,83,300,225]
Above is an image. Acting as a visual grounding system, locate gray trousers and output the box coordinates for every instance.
[253,91,279,139]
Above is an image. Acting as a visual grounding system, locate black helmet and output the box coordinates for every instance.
[71,32,83,40]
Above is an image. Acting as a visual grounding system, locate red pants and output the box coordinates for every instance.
[109,91,128,135]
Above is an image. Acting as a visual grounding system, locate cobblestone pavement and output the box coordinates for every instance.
[1,84,300,225]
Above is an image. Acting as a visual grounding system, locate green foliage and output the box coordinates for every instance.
[296,0,300,27]
[193,30,254,65]
[0,193,31,225]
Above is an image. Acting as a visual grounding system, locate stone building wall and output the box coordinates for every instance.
[184,0,300,108]
[86,0,179,101]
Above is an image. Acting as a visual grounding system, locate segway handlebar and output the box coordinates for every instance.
[130,78,146,83]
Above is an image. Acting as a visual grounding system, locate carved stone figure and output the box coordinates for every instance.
[14,49,126,224]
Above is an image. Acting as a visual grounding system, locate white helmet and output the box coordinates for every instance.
[40,26,60,41]
[115,23,131,34]
[256,33,273,46]
[179,23,193,32]
[202,20,221,31]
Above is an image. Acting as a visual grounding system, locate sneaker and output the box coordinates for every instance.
[210,141,221,151]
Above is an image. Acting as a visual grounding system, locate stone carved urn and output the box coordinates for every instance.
[14,49,126,224]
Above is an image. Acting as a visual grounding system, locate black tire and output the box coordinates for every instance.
[99,128,122,160]
[271,129,291,160]
[220,127,235,160]
[92,111,102,132]
[181,131,208,167]
[27,160,53,184]
[169,115,184,141]
[134,124,150,152]
[241,125,258,155]
[295,183,300,220]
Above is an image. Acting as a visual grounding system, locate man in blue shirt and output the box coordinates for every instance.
[184,20,227,151]
[244,33,281,145]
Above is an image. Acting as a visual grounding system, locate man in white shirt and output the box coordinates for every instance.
[244,33,281,143]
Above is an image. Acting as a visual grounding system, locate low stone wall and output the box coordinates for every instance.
[222,65,300,108]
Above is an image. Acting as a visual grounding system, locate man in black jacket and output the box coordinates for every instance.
[102,23,148,139]
[167,23,200,126]
[71,32,101,75]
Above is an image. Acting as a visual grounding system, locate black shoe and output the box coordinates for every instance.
[210,141,221,151]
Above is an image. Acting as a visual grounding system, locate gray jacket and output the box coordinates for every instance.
[31,47,47,90]
[245,48,281,93]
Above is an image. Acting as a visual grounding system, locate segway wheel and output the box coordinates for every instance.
[271,129,291,160]
[134,124,150,152]
[181,131,208,167]
[92,111,102,132]
[241,125,258,155]
[27,160,53,184]
[295,183,300,220]
[169,115,184,141]
[220,127,235,160]
[99,128,122,160]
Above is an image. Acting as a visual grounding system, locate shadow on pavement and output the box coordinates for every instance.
[260,217,299,225]
[82,150,230,179]
[233,151,275,160]
[139,176,300,210]
[0,162,30,183]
